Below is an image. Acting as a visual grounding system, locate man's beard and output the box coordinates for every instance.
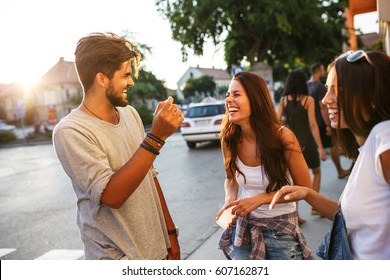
[106,82,128,107]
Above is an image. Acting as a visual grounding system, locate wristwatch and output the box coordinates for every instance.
[168,225,179,237]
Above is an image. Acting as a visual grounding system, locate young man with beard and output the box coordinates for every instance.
[53,32,183,260]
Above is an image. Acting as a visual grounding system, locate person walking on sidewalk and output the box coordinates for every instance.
[53,32,183,260]
[308,62,350,179]
[277,69,327,218]
[270,50,390,259]
[217,71,313,260]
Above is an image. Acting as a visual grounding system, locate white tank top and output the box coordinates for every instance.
[236,158,296,218]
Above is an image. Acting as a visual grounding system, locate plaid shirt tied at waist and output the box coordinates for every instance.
[219,211,313,260]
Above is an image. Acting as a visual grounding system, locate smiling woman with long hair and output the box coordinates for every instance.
[270,50,390,259]
[216,71,313,260]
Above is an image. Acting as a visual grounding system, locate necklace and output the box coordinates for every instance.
[82,102,119,122]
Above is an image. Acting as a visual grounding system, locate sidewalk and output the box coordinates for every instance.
[185,153,352,260]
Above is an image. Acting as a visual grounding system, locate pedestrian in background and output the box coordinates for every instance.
[53,32,183,260]
[217,71,313,260]
[277,69,327,219]
[308,62,350,179]
[270,50,390,259]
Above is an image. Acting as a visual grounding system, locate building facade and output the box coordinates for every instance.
[176,66,232,102]
[345,0,390,55]
[0,83,25,122]
[29,57,82,124]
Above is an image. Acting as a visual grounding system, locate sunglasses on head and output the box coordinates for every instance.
[336,50,374,66]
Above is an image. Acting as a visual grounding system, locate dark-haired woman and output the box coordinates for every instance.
[277,70,327,219]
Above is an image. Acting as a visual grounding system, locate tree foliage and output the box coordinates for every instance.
[156,0,348,77]
[121,30,168,104]
[182,75,216,98]
[127,69,168,103]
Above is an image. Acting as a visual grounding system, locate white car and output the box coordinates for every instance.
[180,101,226,149]
[0,120,16,131]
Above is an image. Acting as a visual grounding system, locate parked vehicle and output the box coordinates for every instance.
[180,100,225,149]
[0,120,16,131]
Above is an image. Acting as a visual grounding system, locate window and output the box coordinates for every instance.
[186,104,225,118]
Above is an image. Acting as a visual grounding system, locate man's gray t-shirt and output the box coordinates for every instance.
[53,106,170,259]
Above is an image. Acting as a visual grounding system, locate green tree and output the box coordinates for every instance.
[156,0,348,76]
[134,104,154,126]
[121,29,152,60]
[0,131,17,144]
[120,30,168,104]
[217,85,228,97]
[183,75,216,98]
[182,78,196,98]
[127,69,168,103]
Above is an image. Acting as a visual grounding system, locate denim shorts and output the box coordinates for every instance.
[233,227,303,260]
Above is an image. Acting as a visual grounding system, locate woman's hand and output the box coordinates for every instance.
[319,147,327,161]
[269,185,310,210]
[216,205,238,230]
[225,195,264,218]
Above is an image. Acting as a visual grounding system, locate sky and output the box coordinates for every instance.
[0,0,379,90]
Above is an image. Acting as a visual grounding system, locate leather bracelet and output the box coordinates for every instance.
[140,141,159,155]
[147,132,165,145]
[145,135,163,150]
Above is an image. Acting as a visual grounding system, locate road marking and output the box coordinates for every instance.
[0,248,16,257]
[35,249,84,260]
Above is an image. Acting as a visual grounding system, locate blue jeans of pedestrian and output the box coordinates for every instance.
[233,227,303,260]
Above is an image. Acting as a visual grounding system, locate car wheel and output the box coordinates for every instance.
[186,141,196,149]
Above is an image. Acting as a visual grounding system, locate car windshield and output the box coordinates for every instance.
[185,104,225,118]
